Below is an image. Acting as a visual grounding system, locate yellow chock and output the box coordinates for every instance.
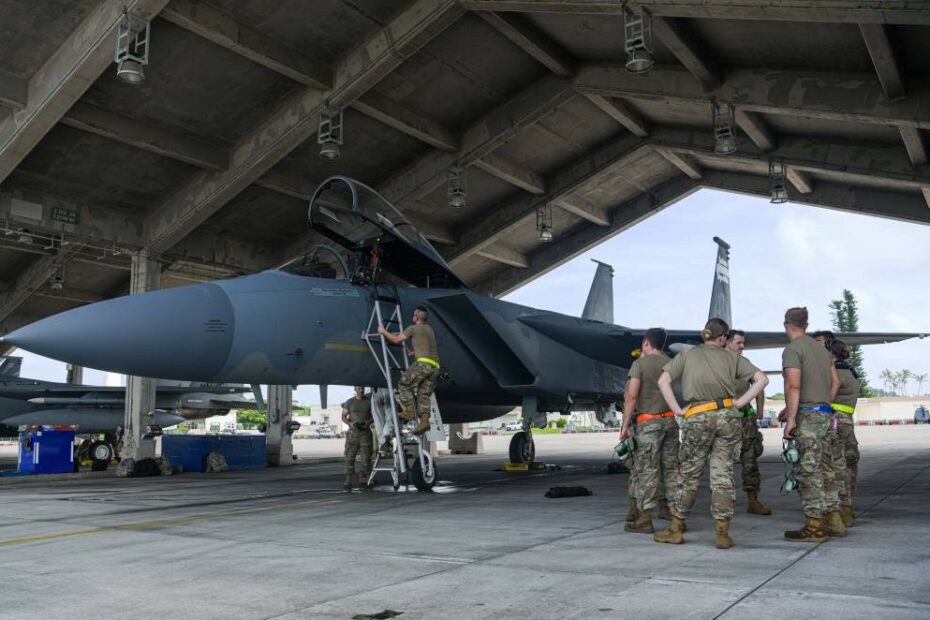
[503,463,529,471]
[529,462,546,470]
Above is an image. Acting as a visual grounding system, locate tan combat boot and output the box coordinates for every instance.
[747,492,772,515]
[413,414,431,435]
[343,474,353,490]
[841,505,855,528]
[625,498,640,523]
[653,516,686,544]
[657,499,672,520]
[625,508,655,534]
[396,407,415,422]
[824,511,847,537]
[784,516,828,543]
[715,518,734,549]
[358,471,371,488]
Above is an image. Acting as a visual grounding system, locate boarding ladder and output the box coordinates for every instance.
[362,285,443,491]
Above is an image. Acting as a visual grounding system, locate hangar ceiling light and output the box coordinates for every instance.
[713,102,737,155]
[50,268,64,291]
[447,164,466,209]
[624,6,654,74]
[769,160,789,204]
[114,10,150,85]
[537,204,553,242]
[318,106,343,161]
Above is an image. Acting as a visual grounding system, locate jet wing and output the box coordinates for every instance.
[740,331,926,350]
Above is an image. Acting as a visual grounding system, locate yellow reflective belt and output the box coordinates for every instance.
[685,398,734,419]
[416,357,440,368]
[831,403,855,415]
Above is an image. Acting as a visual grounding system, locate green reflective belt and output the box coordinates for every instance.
[416,357,440,368]
[738,406,755,418]
[831,403,855,415]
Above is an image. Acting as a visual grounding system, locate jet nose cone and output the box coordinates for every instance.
[5,283,235,381]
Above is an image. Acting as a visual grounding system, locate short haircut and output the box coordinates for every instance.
[727,329,746,341]
[812,330,836,342]
[414,305,428,318]
[643,327,667,350]
[702,317,730,341]
[355,385,365,390]
[830,339,850,361]
[784,307,809,328]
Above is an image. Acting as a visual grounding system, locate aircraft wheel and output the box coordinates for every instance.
[89,441,113,471]
[509,431,535,464]
[411,453,437,491]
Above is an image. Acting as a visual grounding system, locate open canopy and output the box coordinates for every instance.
[307,176,464,289]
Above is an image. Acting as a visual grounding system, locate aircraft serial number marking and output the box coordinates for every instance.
[310,288,360,297]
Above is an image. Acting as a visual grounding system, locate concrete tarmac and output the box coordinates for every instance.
[0,427,928,619]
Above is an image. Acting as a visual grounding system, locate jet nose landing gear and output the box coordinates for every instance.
[506,396,546,468]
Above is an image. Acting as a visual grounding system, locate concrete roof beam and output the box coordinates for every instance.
[652,16,722,91]
[859,23,906,101]
[0,245,87,324]
[555,196,610,226]
[0,72,26,110]
[0,0,171,184]
[900,127,927,167]
[786,168,814,194]
[476,245,530,268]
[734,110,776,152]
[656,148,702,180]
[477,12,575,77]
[474,154,546,194]
[582,94,649,137]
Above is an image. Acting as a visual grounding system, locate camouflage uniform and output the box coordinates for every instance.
[397,361,440,416]
[795,411,831,517]
[739,414,764,493]
[663,344,759,520]
[633,417,679,511]
[343,396,373,476]
[832,363,861,507]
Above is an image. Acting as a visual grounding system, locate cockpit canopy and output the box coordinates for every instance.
[307,176,464,288]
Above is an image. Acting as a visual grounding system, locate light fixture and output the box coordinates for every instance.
[50,268,64,291]
[712,101,737,154]
[624,6,654,74]
[769,160,789,204]
[537,204,553,242]
[114,9,150,85]
[447,164,466,209]
[318,105,343,160]
[16,229,32,245]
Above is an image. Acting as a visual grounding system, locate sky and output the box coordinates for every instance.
[12,188,930,404]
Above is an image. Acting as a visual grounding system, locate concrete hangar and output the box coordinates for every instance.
[0,1,929,460]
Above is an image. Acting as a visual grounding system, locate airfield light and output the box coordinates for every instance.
[713,102,738,154]
[447,164,466,209]
[769,160,789,204]
[537,204,553,242]
[114,10,150,85]
[318,106,344,161]
[624,7,654,74]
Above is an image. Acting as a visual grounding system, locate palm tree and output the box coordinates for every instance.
[880,369,895,394]
[916,373,928,397]
[900,369,914,396]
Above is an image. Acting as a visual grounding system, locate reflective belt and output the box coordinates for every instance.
[831,403,855,415]
[635,411,675,423]
[415,356,440,368]
[799,405,833,414]
[685,398,734,419]
[738,406,756,418]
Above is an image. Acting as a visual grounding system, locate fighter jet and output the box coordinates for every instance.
[0,358,257,463]
[3,177,923,471]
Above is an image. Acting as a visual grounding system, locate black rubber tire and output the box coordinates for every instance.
[509,431,535,464]
[410,454,437,491]
[89,441,113,470]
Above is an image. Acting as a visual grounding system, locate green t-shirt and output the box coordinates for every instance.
[403,323,439,363]
[833,366,860,410]
[663,343,758,405]
[782,335,833,407]
[628,353,671,414]
[343,396,372,424]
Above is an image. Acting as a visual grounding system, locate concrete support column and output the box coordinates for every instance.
[266,385,294,466]
[66,364,83,384]
[121,252,160,462]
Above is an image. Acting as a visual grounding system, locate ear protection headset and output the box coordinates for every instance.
[780,437,800,495]
[613,437,637,463]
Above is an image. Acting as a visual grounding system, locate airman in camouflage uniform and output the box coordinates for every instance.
[725,330,772,515]
[342,386,373,489]
[379,306,441,435]
[620,328,679,534]
[780,308,842,542]
[653,318,769,549]
[829,339,861,528]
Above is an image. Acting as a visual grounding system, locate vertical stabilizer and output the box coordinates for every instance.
[708,237,732,326]
[582,259,614,324]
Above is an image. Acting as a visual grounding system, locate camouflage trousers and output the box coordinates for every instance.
[837,419,860,507]
[632,417,680,511]
[795,410,831,518]
[344,427,373,475]
[739,415,764,494]
[397,361,440,416]
[821,417,847,513]
[673,408,742,520]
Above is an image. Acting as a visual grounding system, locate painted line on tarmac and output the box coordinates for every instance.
[0,496,349,547]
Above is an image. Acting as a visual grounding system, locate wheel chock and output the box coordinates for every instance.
[503,462,546,471]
